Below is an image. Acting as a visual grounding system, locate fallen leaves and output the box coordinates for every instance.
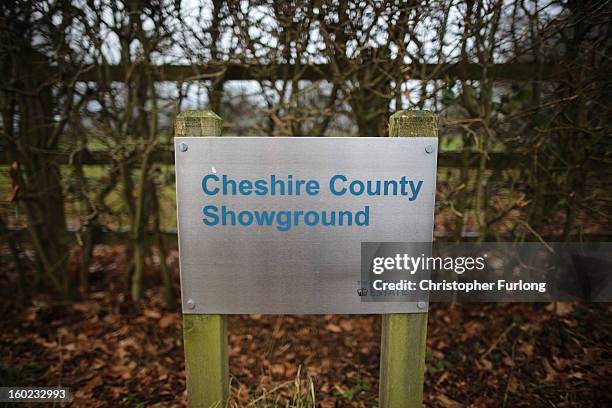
[159,314,175,329]
[542,358,558,383]
[1,246,611,406]
[517,341,534,357]
[546,302,575,316]
[324,323,342,333]
[461,320,485,341]
[144,309,162,319]
[436,393,463,408]
[270,364,285,376]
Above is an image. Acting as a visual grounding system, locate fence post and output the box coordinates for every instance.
[175,110,229,408]
[379,110,437,408]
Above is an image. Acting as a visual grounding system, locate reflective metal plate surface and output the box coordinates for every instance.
[175,137,438,314]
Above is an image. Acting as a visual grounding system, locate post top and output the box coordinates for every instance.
[176,109,222,120]
[389,110,438,138]
[175,109,223,137]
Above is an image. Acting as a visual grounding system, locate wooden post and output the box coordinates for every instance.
[175,110,229,408]
[379,110,437,408]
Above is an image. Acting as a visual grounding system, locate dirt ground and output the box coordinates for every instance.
[1,245,610,407]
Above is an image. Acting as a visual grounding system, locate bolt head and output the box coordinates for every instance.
[425,145,434,154]
[186,299,195,309]
[179,142,188,152]
[417,301,427,309]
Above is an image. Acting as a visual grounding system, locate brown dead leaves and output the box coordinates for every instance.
[1,246,611,406]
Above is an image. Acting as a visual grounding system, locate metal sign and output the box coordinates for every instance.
[175,137,438,314]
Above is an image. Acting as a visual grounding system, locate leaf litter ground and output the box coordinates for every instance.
[0,245,610,407]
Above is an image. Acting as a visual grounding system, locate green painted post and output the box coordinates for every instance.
[175,110,228,408]
[379,110,438,408]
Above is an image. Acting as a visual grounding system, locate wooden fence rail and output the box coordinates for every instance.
[4,227,611,246]
[47,62,583,82]
[0,150,526,169]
